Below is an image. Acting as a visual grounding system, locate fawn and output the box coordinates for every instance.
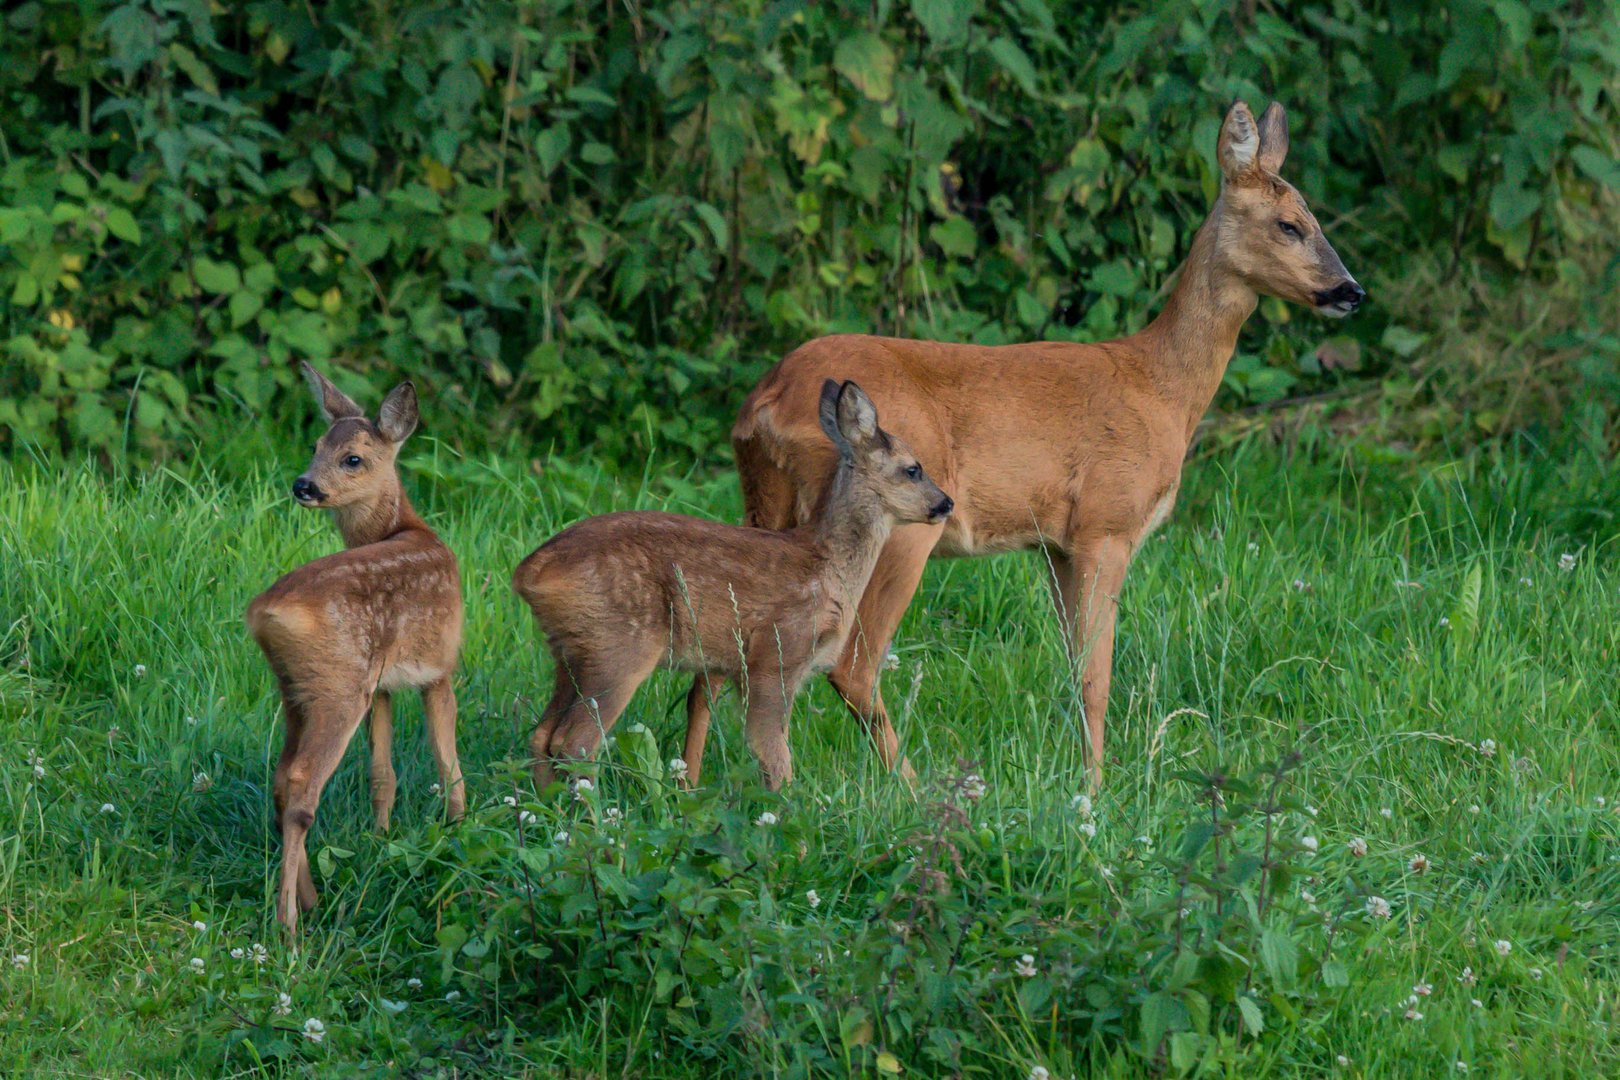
[246,363,464,930]
[705,100,1364,788]
[513,380,952,790]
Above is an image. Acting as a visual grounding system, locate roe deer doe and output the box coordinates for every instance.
[247,363,464,930]
[512,380,952,790]
[693,100,1365,788]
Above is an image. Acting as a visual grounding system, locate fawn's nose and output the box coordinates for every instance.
[291,476,322,504]
[930,495,954,521]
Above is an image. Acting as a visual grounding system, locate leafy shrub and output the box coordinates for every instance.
[214,729,1380,1074]
[1,1,1616,459]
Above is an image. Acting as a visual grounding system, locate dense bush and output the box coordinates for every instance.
[1,0,1616,460]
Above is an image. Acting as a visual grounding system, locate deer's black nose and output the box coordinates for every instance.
[930,496,954,520]
[1314,280,1366,311]
[291,476,322,504]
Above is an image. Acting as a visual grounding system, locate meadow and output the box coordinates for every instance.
[2,429,1618,1077]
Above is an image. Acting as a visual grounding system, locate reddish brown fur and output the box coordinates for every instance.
[247,363,464,930]
[513,381,951,789]
[710,101,1363,787]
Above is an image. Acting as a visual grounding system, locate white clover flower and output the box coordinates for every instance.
[553,830,570,844]
[134,664,147,678]
[1559,552,1577,572]
[962,774,987,800]
[1519,576,1531,586]
[1403,1007,1423,1021]
[1030,1067,1051,1080]
[1300,835,1319,854]
[884,649,901,671]
[11,953,29,970]
[192,920,207,932]
[185,715,198,726]
[1078,821,1096,839]
[1301,890,1317,905]
[1409,853,1430,874]
[407,977,423,989]
[251,943,268,965]
[1494,939,1512,956]
[1099,865,1115,879]
[1479,739,1497,758]
[503,795,517,807]
[518,810,534,825]
[1439,616,1450,628]
[100,803,116,815]
[1471,998,1484,1008]
[1413,981,1433,997]
[380,998,406,1015]
[1292,578,1308,591]
[1529,967,1543,981]
[1071,793,1092,817]
[1596,796,1608,809]
[32,764,44,780]
[444,990,461,1002]
[230,947,245,960]
[572,778,594,800]
[806,889,821,909]
[1014,954,1037,978]
[1456,1062,1468,1072]
[188,957,205,974]
[1135,834,1153,849]
[603,807,624,826]
[1348,837,1368,858]
[1379,807,1393,819]
[430,782,441,795]
[302,1018,325,1043]
[755,811,778,827]
[1469,804,1481,814]
[191,771,211,793]
[1304,804,1318,817]
[1336,1055,1350,1067]
[1459,966,1476,986]
[274,992,292,1016]
[1246,541,1259,553]
[668,758,689,779]
[1365,896,1392,919]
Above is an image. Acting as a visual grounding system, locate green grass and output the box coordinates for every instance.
[2,433,1618,1077]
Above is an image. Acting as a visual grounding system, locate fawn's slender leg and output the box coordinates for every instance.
[272,680,307,838]
[277,692,369,931]
[421,677,464,819]
[827,523,940,781]
[741,666,795,791]
[682,674,725,785]
[368,690,397,831]
[545,656,658,775]
[529,677,576,789]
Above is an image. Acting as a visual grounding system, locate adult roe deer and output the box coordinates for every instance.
[247,363,464,930]
[512,380,952,790]
[692,100,1365,787]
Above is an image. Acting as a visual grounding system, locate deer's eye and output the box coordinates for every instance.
[342,455,363,469]
[904,464,922,480]
[1277,220,1303,240]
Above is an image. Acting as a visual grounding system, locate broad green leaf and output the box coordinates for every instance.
[988,37,1039,97]
[834,32,896,102]
[1571,146,1620,191]
[105,208,142,244]
[193,258,241,294]
[1236,996,1264,1035]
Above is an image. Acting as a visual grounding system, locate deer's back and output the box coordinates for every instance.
[733,333,1186,553]
[513,511,834,676]
[247,527,461,691]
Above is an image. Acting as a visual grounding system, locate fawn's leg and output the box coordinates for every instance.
[545,657,658,776]
[276,692,368,931]
[368,690,397,831]
[741,665,796,791]
[421,677,464,819]
[682,674,726,785]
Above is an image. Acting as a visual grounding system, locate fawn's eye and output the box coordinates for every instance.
[342,455,363,469]
[1277,220,1303,240]
[904,464,922,480]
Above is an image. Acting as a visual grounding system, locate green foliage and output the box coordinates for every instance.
[1,1,1616,458]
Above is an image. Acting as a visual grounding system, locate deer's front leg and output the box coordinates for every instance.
[1054,535,1132,789]
[368,690,397,831]
[741,666,796,791]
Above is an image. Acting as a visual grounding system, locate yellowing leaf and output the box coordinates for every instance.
[875,1051,902,1074]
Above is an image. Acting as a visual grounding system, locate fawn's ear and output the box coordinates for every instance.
[301,362,364,422]
[1217,100,1260,184]
[834,380,880,451]
[376,381,419,443]
[818,379,853,460]
[1256,101,1289,175]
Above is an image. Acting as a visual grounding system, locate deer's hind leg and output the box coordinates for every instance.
[739,660,800,791]
[543,653,660,780]
[276,690,369,931]
[421,677,464,819]
[368,690,397,831]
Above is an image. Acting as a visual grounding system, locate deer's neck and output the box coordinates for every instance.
[333,485,426,549]
[811,468,895,607]
[1132,200,1258,438]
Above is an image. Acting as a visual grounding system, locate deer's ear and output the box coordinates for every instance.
[1216,100,1260,183]
[376,381,419,443]
[818,378,853,460]
[1257,101,1289,174]
[301,362,364,422]
[834,380,880,450]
